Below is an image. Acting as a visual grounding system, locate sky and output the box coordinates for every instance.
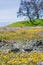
[0,0,25,26]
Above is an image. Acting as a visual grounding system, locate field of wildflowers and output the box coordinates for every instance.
[0,27,43,65]
[0,51,43,65]
[0,27,43,41]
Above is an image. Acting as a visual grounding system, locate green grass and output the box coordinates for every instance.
[8,19,43,27]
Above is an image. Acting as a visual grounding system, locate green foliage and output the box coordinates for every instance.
[8,19,43,27]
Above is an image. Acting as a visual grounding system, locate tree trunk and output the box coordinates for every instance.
[37,14,39,19]
[29,17,34,24]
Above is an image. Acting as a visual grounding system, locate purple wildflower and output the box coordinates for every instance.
[37,62,42,65]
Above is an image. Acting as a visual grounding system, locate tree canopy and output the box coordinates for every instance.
[17,0,43,23]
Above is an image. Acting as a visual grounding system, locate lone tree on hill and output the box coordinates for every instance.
[17,0,43,24]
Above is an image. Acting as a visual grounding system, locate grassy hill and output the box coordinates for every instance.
[8,19,43,27]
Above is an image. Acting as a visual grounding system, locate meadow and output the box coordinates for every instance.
[0,51,43,65]
[0,26,43,65]
[0,27,43,41]
[0,21,43,65]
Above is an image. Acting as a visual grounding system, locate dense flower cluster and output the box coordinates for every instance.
[0,27,43,40]
[0,51,43,65]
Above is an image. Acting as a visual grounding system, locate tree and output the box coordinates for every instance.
[31,0,43,19]
[17,0,34,23]
[40,0,43,10]
[39,0,43,18]
[17,0,43,23]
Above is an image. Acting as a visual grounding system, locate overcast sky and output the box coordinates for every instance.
[0,0,25,26]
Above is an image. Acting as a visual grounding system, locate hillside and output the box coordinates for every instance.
[8,19,43,27]
[0,20,43,65]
